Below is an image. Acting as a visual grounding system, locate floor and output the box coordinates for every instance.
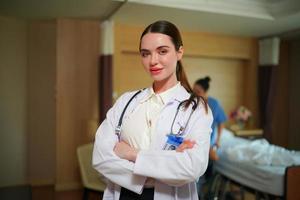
[201,182,256,200]
[32,186,102,200]
[0,185,31,200]
[0,184,257,200]
[0,185,102,200]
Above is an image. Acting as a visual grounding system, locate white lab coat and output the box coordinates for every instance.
[93,85,213,200]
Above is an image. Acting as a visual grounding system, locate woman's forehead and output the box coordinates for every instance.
[140,33,174,49]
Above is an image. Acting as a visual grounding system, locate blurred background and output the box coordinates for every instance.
[0,0,299,199]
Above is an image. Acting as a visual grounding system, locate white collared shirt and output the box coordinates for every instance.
[121,82,181,150]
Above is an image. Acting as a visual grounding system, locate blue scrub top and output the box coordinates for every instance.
[208,97,227,145]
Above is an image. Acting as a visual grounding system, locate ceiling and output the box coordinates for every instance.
[0,0,300,37]
[0,0,122,20]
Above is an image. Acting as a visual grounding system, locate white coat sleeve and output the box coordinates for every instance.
[133,105,213,187]
[92,93,146,194]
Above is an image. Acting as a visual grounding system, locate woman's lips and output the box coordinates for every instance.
[150,68,163,75]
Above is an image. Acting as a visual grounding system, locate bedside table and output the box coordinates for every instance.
[231,128,263,139]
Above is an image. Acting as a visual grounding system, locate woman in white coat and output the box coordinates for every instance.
[93,20,213,200]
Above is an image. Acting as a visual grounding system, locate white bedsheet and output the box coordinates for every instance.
[226,137,300,166]
[215,129,300,196]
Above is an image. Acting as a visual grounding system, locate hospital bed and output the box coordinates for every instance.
[208,129,300,200]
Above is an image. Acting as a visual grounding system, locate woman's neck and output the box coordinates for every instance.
[153,76,178,94]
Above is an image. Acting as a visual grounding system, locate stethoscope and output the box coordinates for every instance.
[164,98,197,150]
[115,90,143,141]
[115,89,198,150]
[169,99,198,136]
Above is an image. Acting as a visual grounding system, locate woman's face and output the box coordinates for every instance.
[140,33,183,84]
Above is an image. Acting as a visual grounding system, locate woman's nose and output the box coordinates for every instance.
[150,53,158,66]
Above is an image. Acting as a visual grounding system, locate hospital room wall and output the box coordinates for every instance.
[27,20,57,187]
[27,19,100,190]
[0,16,28,187]
[0,17,100,188]
[55,19,99,190]
[113,23,259,126]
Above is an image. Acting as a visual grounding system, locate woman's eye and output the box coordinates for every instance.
[159,50,168,55]
[140,52,150,57]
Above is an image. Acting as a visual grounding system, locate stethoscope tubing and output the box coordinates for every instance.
[170,99,198,136]
[115,89,143,141]
[115,90,198,141]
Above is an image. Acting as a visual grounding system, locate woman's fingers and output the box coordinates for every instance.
[114,141,138,161]
[114,141,129,158]
[176,140,196,152]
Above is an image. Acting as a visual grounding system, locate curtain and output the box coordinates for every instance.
[258,65,276,142]
[259,39,289,145]
[99,55,113,123]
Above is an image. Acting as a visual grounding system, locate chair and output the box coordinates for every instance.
[77,143,106,200]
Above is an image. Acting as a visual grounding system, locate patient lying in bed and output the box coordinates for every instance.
[223,131,300,167]
[214,129,300,196]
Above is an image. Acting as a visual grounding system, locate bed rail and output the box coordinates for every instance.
[284,165,300,200]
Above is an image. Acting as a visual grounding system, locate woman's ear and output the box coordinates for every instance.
[177,46,184,60]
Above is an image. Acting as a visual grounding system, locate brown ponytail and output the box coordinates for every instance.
[176,61,192,93]
[176,61,208,113]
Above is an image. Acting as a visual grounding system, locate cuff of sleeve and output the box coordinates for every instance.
[133,150,145,176]
[124,175,146,194]
[105,161,146,194]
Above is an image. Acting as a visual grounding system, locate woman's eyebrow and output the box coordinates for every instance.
[157,46,170,49]
[140,49,150,52]
[140,46,170,52]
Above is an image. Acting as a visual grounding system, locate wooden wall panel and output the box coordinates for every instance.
[117,52,152,93]
[183,57,246,115]
[56,19,100,190]
[28,20,57,185]
[114,24,254,59]
[243,40,259,128]
[27,19,99,190]
[113,24,144,97]
[182,32,255,60]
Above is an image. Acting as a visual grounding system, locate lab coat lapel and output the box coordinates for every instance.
[122,88,150,118]
[165,85,192,137]
[151,85,191,149]
[172,85,190,102]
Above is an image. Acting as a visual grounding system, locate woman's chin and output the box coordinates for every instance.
[150,74,164,82]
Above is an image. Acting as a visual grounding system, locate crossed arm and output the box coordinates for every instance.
[114,139,196,162]
[93,92,212,192]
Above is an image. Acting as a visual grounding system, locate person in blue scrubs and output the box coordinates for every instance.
[193,76,227,198]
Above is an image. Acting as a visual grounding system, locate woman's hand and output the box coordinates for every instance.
[215,137,221,148]
[114,141,138,162]
[176,139,196,152]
